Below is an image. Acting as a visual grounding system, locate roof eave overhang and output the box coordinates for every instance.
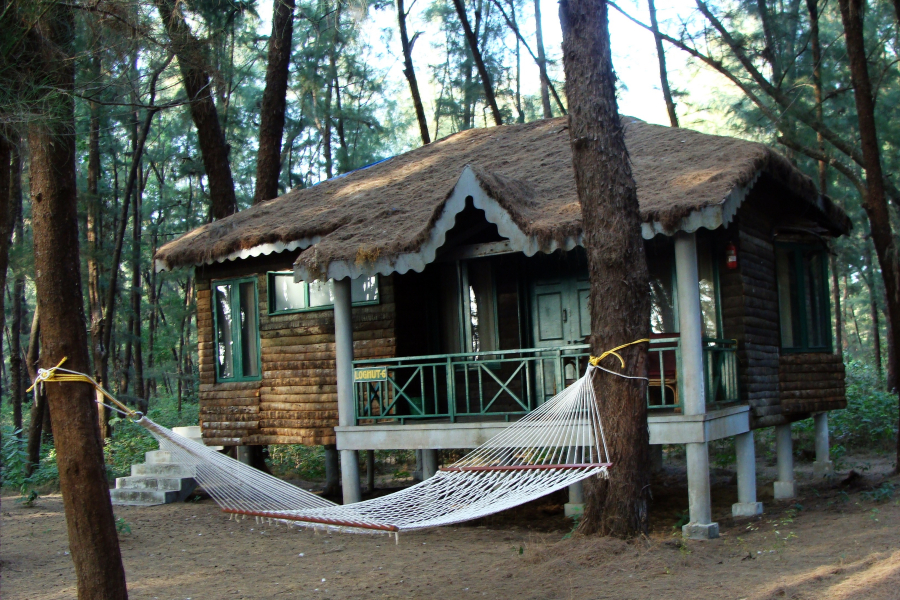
[157,162,846,278]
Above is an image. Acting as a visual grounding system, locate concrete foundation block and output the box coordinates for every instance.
[813,460,834,476]
[110,489,179,506]
[682,522,719,540]
[145,450,173,464]
[564,503,584,518]
[774,480,796,499]
[131,463,195,478]
[731,502,764,518]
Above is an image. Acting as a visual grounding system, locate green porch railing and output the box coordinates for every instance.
[353,337,740,424]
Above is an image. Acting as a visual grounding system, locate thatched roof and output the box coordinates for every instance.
[155,117,850,278]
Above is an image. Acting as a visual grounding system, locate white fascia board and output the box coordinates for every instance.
[641,171,760,240]
[154,237,319,273]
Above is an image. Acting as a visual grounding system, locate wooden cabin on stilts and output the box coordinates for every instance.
[155,117,850,539]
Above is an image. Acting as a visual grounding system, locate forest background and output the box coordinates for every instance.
[1,0,898,494]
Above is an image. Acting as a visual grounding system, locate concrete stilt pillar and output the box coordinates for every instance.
[684,443,718,538]
[675,231,718,540]
[732,431,763,517]
[650,444,664,472]
[236,445,252,465]
[340,450,361,504]
[324,444,339,494]
[366,450,376,491]
[421,449,438,479]
[334,278,361,504]
[565,481,585,518]
[413,449,424,481]
[774,424,796,499]
[813,413,834,476]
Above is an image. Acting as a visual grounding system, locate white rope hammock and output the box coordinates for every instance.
[136,365,611,534]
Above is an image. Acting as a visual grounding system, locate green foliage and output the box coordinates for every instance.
[1,427,57,496]
[115,517,132,535]
[793,360,898,456]
[17,489,39,507]
[863,482,897,503]
[267,444,327,480]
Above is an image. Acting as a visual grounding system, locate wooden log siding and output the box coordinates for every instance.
[719,205,785,427]
[779,352,846,414]
[720,202,847,427]
[196,274,397,446]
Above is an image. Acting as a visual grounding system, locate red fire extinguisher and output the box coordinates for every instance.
[726,242,738,269]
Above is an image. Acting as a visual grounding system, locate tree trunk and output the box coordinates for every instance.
[830,253,843,357]
[837,0,900,470]
[397,0,430,144]
[155,0,237,220]
[10,134,24,434]
[452,0,504,127]
[131,171,146,412]
[647,0,678,127]
[99,104,157,407]
[24,307,44,476]
[806,0,827,193]
[254,0,295,203]
[86,48,108,438]
[27,4,129,595]
[533,0,552,118]
[559,0,651,536]
[886,293,897,391]
[11,278,24,434]
[0,131,13,405]
[863,247,882,381]
[334,81,348,172]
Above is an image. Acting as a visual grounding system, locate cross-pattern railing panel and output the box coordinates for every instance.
[353,337,740,423]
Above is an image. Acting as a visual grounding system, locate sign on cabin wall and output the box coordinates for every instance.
[354,367,388,383]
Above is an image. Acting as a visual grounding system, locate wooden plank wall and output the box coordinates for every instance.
[197,274,397,446]
[779,352,846,414]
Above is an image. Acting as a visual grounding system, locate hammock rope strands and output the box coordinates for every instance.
[137,365,611,533]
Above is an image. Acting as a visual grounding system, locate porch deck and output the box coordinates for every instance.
[336,404,751,449]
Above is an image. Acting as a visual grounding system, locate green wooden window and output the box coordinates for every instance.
[213,277,261,381]
[267,273,379,314]
[775,244,831,353]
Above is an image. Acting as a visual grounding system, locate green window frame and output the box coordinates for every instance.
[267,272,380,315]
[775,243,832,353]
[212,277,262,382]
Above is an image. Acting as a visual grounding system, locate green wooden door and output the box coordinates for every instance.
[531,274,591,399]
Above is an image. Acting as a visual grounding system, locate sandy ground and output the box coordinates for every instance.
[3,456,900,600]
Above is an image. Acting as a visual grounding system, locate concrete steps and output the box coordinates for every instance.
[111,450,198,507]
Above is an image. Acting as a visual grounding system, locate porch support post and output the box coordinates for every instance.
[650,444,664,472]
[675,231,718,540]
[421,449,438,479]
[236,446,252,465]
[324,445,339,495]
[366,450,376,491]
[565,482,585,518]
[732,431,763,517]
[813,413,834,476]
[774,423,796,499]
[334,277,361,504]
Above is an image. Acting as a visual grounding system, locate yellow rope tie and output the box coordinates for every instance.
[589,338,651,369]
[26,357,139,418]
